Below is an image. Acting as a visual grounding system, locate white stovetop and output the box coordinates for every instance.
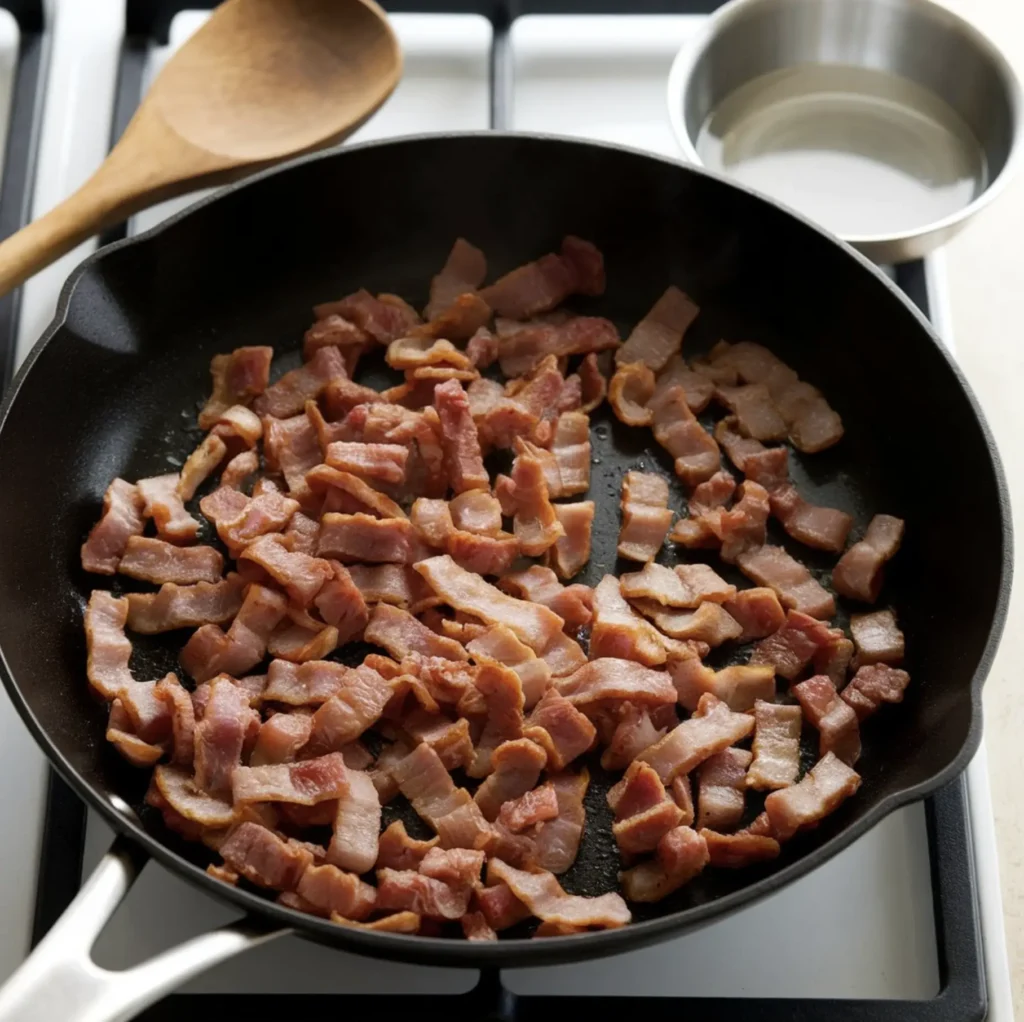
[0,1,1012,1012]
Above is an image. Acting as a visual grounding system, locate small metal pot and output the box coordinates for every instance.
[667,0,1023,262]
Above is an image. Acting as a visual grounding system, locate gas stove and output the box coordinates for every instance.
[0,2,1013,1018]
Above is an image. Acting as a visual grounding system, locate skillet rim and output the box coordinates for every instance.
[0,131,1011,967]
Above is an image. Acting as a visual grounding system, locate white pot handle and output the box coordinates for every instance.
[0,836,289,1022]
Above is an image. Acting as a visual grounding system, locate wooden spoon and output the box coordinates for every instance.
[0,0,401,295]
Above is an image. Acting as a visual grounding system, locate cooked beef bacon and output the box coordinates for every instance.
[617,471,673,563]
[833,514,905,603]
[81,236,908,936]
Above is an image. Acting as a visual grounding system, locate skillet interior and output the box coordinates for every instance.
[0,134,1009,965]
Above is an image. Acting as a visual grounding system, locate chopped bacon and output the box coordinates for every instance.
[154,675,196,767]
[449,489,503,536]
[238,534,332,606]
[618,825,709,902]
[547,501,595,580]
[332,910,421,933]
[81,478,145,575]
[476,882,531,931]
[193,677,256,797]
[233,752,350,805]
[302,313,369,361]
[590,575,667,666]
[264,412,321,500]
[696,747,752,831]
[601,704,668,771]
[220,450,259,490]
[524,689,596,772]
[269,621,339,665]
[107,704,163,767]
[746,700,801,791]
[466,625,550,711]
[294,864,377,920]
[609,761,683,856]
[509,442,565,556]
[200,486,300,556]
[308,466,407,520]
[634,600,743,647]
[770,484,853,553]
[833,514,905,603]
[794,675,861,764]
[639,693,755,782]
[433,379,489,494]
[497,782,559,833]
[344,564,435,613]
[469,663,526,777]
[463,326,498,370]
[180,584,288,683]
[777,382,844,453]
[559,657,677,710]
[500,566,592,629]
[813,630,855,688]
[850,609,905,668]
[842,663,911,721]
[764,752,861,841]
[85,591,134,700]
[387,335,474,372]
[489,858,630,929]
[314,289,421,343]
[737,545,835,619]
[325,769,381,874]
[255,347,347,419]
[750,609,837,681]
[670,658,775,713]
[474,738,548,820]
[577,351,607,412]
[650,384,720,485]
[714,383,787,441]
[365,603,469,662]
[653,354,715,414]
[264,659,352,705]
[414,555,564,653]
[481,237,605,322]
[616,286,699,372]
[119,536,222,585]
[723,587,785,642]
[401,711,474,771]
[376,820,439,871]
[714,415,771,473]
[702,829,781,868]
[376,868,471,920]
[461,912,498,941]
[211,404,263,449]
[317,513,422,564]
[671,775,695,826]
[312,561,369,644]
[617,471,673,563]
[137,474,199,544]
[148,765,235,831]
[609,361,655,426]
[177,434,228,502]
[250,712,313,766]
[541,412,592,498]
[304,665,397,753]
[425,238,488,320]
[324,441,408,488]
[198,346,273,430]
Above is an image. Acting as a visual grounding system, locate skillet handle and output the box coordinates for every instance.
[0,836,288,1022]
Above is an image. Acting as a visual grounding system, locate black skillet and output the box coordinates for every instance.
[0,134,1010,1019]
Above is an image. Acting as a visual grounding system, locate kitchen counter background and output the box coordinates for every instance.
[937,0,1023,1007]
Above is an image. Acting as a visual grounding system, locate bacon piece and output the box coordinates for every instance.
[474,738,548,820]
[149,764,236,829]
[671,775,695,826]
[601,704,668,771]
[689,470,736,516]
[215,822,312,891]
[238,534,332,607]
[775,381,844,453]
[710,481,768,564]
[469,663,526,777]
[617,471,673,563]
[432,378,489,494]
[509,442,565,556]
[609,761,683,855]
[653,354,714,414]
[841,663,911,721]
[177,434,228,502]
[199,346,273,430]
[401,711,474,771]
[524,689,596,772]
[618,825,709,903]
[81,479,145,575]
[609,361,655,426]
[324,441,408,488]
[310,561,368,644]
[322,769,381,874]
[634,600,742,647]
[482,236,605,321]
[266,621,339,662]
[813,630,855,688]
[737,545,835,619]
[200,487,300,557]
[639,693,755,782]
[388,743,492,850]
[302,314,369,361]
[765,752,861,840]
[263,659,353,705]
[153,675,195,767]
[180,585,288,683]
[307,467,406,521]
[696,748,751,831]
[449,489,503,537]
[466,625,550,711]
[833,514,905,604]
[119,536,222,585]
[313,289,420,343]
[331,910,421,933]
[233,752,350,806]
[220,450,258,490]
[650,384,720,486]
[768,484,853,553]
[419,847,486,892]
[723,587,785,642]
[250,712,313,767]
[558,657,677,709]
[414,555,563,653]
[500,566,592,630]
[304,665,396,753]
[292,864,377,920]
[497,783,559,833]
[547,501,595,580]
[616,287,699,371]
[365,603,469,662]
[211,404,263,449]
[264,412,321,500]
[750,609,836,680]
[488,859,629,929]
[425,238,488,319]
[794,675,860,764]
[254,347,347,419]
[746,700,801,791]
[714,415,771,473]
[462,327,497,371]
[670,658,775,713]
[476,883,531,931]
[193,677,256,797]
[702,829,781,867]
[387,335,474,371]
[590,575,667,666]
[317,513,422,565]
[850,609,905,668]
[107,702,164,766]
[376,820,439,871]
[375,869,471,920]
[577,351,607,413]
[344,564,435,613]
[714,383,787,441]
[85,591,135,699]
[137,474,199,544]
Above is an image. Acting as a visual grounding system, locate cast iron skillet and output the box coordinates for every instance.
[0,134,1010,1013]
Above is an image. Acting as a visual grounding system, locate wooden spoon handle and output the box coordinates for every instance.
[0,169,128,297]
